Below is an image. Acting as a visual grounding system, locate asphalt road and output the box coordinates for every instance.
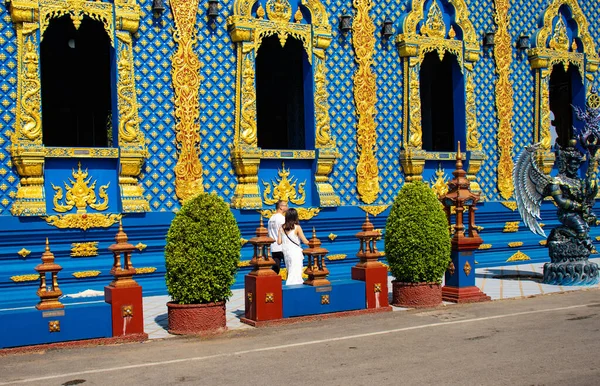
[1,289,600,386]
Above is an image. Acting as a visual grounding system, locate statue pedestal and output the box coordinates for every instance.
[243,272,282,322]
[442,249,490,304]
[544,228,600,285]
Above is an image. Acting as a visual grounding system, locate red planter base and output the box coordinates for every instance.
[392,281,442,308]
[167,301,227,335]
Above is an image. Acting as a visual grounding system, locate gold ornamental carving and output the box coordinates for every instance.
[135,243,147,251]
[17,248,31,258]
[508,241,524,248]
[11,274,39,282]
[506,251,531,262]
[135,267,157,274]
[260,207,320,221]
[46,213,122,230]
[170,0,204,202]
[51,163,109,213]
[478,244,492,250]
[262,162,306,205]
[463,261,472,276]
[228,0,339,209]
[549,17,569,52]
[503,221,520,233]
[429,165,448,199]
[397,0,482,183]
[501,201,518,211]
[352,0,379,204]
[493,0,514,200]
[72,270,101,278]
[71,241,99,257]
[359,205,389,217]
[327,254,346,261]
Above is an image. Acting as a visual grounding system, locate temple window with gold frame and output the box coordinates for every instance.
[396,0,484,196]
[528,0,599,173]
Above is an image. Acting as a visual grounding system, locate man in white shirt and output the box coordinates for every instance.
[268,200,288,274]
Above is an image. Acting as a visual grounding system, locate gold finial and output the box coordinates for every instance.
[456,141,463,170]
[294,6,302,23]
[457,141,462,160]
[312,227,316,238]
[45,238,50,251]
[449,26,456,39]
[571,39,578,52]
[257,4,265,18]
[259,215,264,227]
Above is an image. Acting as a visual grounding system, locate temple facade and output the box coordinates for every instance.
[1,0,600,308]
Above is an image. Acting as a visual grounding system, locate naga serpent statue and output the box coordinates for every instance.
[513,93,600,285]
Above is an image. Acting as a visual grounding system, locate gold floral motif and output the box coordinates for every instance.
[294,5,302,23]
[11,274,39,282]
[17,248,31,258]
[48,320,60,333]
[328,233,337,241]
[352,0,379,204]
[265,292,275,303]
[540,74,552,150]
[539,240,548,246]
[19,38,42,142]
[70,241,99,257]
[321,294,329,304]
[420,1,446,39]
[170,0,204,202]
[463,261,472,276]
[314,59,336,149]
[115,35,141,145]
[503,221,520,233]
[408,65,423,148]
[45,213,122,231]
[508,241,524,248]
[238,260,252,267]
[506,251,531,262]
[260,207,320,220]
[262,162,306,205]
[51,162,110,213]
[429,165,448,199]
[239,55,258,146]
[261,150,315,159]
[359,205,389,217]
[478,244,492,250]
[240,238,248,246]
[465,72,481,150]
[45,147,120,158]
[501,201,518,211]
[135,243,147,251]
[493,0,514,200]
[135,267,157,274]
[326,254,346,261]
[72,270,101,278]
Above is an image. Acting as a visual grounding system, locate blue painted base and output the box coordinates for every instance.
[0,302,112,349]
[282,279,366,318]
[543,261,600,286]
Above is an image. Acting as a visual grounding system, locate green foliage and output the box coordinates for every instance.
[165,193,241,304]
[384,181,451,284]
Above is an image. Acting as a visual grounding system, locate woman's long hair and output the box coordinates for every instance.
[282,208,299,232]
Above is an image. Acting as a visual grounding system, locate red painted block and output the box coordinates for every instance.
[352,265,389,309]
[244,274,282,321]
[104,285,144,337]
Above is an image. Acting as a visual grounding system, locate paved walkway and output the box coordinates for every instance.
[143,259,600,339]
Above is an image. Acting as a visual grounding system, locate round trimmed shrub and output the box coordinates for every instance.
[165,193,241,304]
[385,181,451,283]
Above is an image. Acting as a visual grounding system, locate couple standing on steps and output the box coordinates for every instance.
[267,200,310,286]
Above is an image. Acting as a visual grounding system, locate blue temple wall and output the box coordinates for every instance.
[1,0,600,313]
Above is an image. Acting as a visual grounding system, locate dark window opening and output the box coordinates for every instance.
[41,16,112,147]
[550,64,577,148]
[256,35,305,150]
[420,52,455,152]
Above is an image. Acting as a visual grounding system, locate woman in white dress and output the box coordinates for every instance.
[277,208,310,285]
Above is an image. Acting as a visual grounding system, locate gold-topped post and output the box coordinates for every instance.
[35,239,64,310]
[303,228,330,286]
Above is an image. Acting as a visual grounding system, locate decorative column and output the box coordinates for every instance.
[243,217,282,323]
[440,144,490,303]
[35,239,63,310]
[303,228,330,286]
[351,214,390,309]
[104,222,146,337]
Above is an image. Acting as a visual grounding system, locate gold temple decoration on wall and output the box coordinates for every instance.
[359,205,389,217]
[170,0,204,203]
[429,165,448,198]
[71,241,99,257]
[51,163,109,213]
[528,0,599,173]
[45,162,122,230]
[262,163,306,205]
[352,0,380,204]
[228,0,340,209]
[72,270,101,278]
[11,274,39,282]
[503,221,520,233]
[501,201,518,211]
[260,207,320,221]
[506,251,531,262]
[7,0,148,216]
[17,248,31,258]
[396,0,484,192]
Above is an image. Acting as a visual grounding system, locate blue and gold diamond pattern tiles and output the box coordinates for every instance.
[581,0,600,90]
[0,9,19,214]
[196,1,237,201]
[134,4,179,211]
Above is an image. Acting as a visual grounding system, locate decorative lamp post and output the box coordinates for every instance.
[439,143,490,303]
[35,239,64,310]
[104,221,146,337]
[242,216,282,324]
[248,216,277,276]
[351,214,391,309]
[302,228,330,286]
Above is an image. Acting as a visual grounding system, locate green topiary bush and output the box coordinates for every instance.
[385,181,451,283]
[165,193,241,304]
